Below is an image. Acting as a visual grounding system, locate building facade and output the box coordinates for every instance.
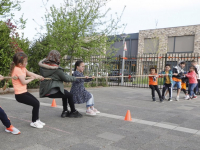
[138,25,200,54]
[112,24,200,75]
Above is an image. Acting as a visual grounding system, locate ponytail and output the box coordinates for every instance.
[74,60,83,71]
[10,62,15,76]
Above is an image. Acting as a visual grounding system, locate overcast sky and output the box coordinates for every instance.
[14,0,200,41]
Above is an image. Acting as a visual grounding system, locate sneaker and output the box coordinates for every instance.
[37,120,45,126]
[69,111,83,118]
[168,98,173,102]
[175,96,179,101]
[193,95,197,99]
[5,125,21,135]
[152,98,156,102]
[86,110,96,116]
[186,97,192,100]
[30,121,43,129]
[92,108,100,114]
[185,95,190,100]
[159,98,163,103]
[61,110,70,118]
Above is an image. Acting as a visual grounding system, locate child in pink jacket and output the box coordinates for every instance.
[185,66,198,100]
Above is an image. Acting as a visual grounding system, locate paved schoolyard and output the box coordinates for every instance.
[1,87,200,150]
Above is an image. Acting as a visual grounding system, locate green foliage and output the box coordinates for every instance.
[0,0,21,18]
[27,80,40,89]
[0,0,29,88]
[25,36,52,74]
[0,21,13,76]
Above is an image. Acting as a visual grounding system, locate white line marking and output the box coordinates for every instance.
[0,96,199,135]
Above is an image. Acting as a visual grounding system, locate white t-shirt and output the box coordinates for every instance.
[195,65,200,79]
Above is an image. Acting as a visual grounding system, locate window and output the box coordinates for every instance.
[168,35,194,53]
[144,38,159,54]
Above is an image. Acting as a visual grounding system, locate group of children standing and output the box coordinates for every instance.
[0,50,100,134]
[149,60,200,102]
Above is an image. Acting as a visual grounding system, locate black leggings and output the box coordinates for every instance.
[182,89,187,95]
[162,83,172,98]
[48,90,76,112]
[149,85,161,98]
[15,92,40,122]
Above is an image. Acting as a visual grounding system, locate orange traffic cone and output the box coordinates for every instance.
[124,110,132,121]
[51,99,57,107]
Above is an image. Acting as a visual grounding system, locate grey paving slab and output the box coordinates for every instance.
[140,142,175,150]
[69,143,100,150]
[83,137,114,148]
[97,132,125,142]
[177,105,195,110]
[164,116,188,125]
[175,146,199,150]
[21,144,53,150]
[100,145,126,150]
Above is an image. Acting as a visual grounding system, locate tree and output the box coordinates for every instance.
[0,0,29,88]
[0,0,21,18]
[37,0,125,75]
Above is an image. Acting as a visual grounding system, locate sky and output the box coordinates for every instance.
[13,0,200,41]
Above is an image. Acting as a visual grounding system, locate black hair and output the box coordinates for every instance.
[180,61,186,65]
[149,67,157,73]
[165,64,171,67]
[74,60,84,71]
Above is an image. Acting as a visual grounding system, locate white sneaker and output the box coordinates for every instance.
[30,121,43,129]
[86,110,96,116]
[92,108,100,114]
[185,95,189,100]
[37,119,45,126]
[5,125,21,135]
[175,96,179,101]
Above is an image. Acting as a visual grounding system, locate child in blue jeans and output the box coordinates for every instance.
[0,75,20,134]
[185,66,198,100]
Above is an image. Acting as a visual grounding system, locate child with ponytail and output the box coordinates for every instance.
[70,61,100,116]
[11,52,45,129]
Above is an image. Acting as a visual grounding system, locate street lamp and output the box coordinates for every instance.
[120,33,127,85]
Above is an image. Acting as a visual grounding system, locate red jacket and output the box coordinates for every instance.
[186,71,197,84]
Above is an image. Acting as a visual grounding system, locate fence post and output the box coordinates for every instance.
[96,68,98,87]
[165,53,167,66]
[118,55,121,86]
[106,69,108,86]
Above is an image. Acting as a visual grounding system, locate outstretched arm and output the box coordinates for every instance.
[26,70,44,80]
[57,70,76,82]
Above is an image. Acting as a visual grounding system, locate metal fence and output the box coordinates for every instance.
[108,53,200,88]
[63,53,200,88]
